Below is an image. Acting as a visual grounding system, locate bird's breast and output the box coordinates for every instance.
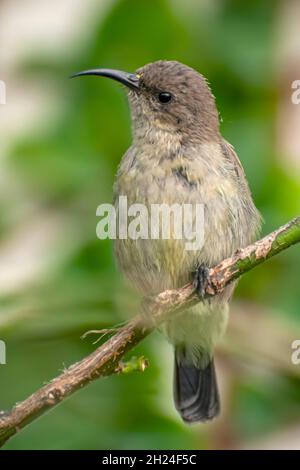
[113,142,256,294]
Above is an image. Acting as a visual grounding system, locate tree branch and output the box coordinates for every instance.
[1,216,300,447]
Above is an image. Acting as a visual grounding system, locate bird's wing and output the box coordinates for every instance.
[221,138,263,233]
[221,138,247,181]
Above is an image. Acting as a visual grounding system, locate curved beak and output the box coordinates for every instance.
[71,68,140,91]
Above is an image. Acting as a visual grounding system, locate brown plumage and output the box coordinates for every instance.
[74,60,262,423]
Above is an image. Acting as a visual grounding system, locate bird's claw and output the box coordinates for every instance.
[194,264,210,299]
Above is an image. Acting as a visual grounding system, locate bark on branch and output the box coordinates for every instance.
[1,216,300,447]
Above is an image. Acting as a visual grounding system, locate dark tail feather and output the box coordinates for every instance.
[174,350,220,423]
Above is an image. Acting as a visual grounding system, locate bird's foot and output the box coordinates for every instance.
[194,264,210,299]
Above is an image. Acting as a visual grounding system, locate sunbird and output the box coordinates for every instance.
[73,61,261,423]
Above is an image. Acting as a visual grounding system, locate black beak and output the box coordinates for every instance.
[71,68,140,91]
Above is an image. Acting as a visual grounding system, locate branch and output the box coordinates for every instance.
[1,216,300,447]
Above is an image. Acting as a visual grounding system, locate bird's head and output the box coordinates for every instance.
[72,60,220,144]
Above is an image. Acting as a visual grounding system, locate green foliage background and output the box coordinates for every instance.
[1,0,300,449]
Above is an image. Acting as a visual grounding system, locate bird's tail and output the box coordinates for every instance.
[174,348,220,423]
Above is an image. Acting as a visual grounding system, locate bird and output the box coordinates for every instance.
[72,60,261,423]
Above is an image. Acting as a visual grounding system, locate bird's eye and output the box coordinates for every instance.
[158,92,172,104]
